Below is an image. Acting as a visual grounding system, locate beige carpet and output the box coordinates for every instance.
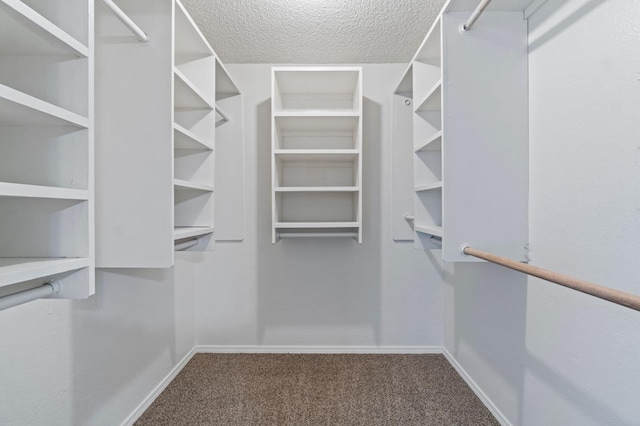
[135,353,498,425]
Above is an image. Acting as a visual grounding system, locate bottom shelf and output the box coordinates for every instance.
[275,222,360,241]
[415,225,443,238]
[0,257,90,288]
[173,226,215,240]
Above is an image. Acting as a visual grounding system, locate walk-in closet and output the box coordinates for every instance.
[1,0,639,424]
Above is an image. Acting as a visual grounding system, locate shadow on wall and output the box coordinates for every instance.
[69,267,183,424]
[445,262,527,420]
[528,0,605,52]
[254,95,385,346]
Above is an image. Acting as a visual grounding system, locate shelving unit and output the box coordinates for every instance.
[0,0,94,298]
[393,0,530,261]
[271,67,362,243]
[95,0,240,267]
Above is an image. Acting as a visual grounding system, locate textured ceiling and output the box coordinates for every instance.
[181,0,445,64]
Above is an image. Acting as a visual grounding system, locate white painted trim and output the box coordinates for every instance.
[120,347,197,426]
[442,348,511,426]
[196,345,442,354]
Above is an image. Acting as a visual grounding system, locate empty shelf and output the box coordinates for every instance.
[215,59,240,100]
[173,179,214,192]
[174,68,215,110]
[274,149,358,163]
[394,63,413,96]
[276,222,359,229]
[275,186,358,192]
[414,80,441,112]
[174,123,214,150]
[0,182,88,200]
[0,83,89,127]
[0,0,88,57]
[0,257,89,288]
[415,182,443,192]
[174,0,213,57]
[174,226,214,240]
[415,131,442,152]
[415,225,443,238]
[274,110,360,117]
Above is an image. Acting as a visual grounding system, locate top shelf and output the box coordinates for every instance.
[216,59,240,101]
[174,0,213,58]
[0,0,88,57]
[414,18,441,65]
[273,67,362,113]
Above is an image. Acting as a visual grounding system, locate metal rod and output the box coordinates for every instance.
[430,235,442,246]
[175,238,199,251]
[0,282,61,312]
[462,246,640,312]
[462,0,493,31]
[279,232,358,238]
[100,0,149,43]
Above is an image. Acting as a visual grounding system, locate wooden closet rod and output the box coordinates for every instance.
[462,246,640,312]
[462,0,493,31]
[100,0,149,43]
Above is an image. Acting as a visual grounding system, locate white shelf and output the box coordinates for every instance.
[0,257,90,289]
[0,0,88,57]
[0,83,89,127]
[174,68,215,110]
[276,222,360,229]
[0,182,88,200]
[415,131,442,152]
[415,80,442,112]
[173,178,214,192]
[174,123,214,150]
[272,67,362,243]
[274,110,359,117]
[173,226,214,240]
[275,186,359,192]
[215,105,229,126]
[415,225,443,238]
[394,63,413,96]
[405,8,528,260]
[415,182,443,192]
[215,58,240,100]
[174,0,213,57]
[274,149,358,163]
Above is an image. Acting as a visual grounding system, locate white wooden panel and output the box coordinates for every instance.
[214,94,244,241]
[391,94,414,240]
[442,12,528,261]
[95,0,173,268]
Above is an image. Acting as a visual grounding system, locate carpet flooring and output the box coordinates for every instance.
[135,353,498,425]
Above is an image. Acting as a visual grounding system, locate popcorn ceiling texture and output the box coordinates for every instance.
[181,0,445,63]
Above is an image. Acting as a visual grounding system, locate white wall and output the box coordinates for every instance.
[0,258,196,425]
[194,64,444,349]
[444,0,640,424]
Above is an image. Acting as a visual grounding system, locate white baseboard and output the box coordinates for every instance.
[196,345,442,354]
[121,347,197,426]
[442,348,511,426]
